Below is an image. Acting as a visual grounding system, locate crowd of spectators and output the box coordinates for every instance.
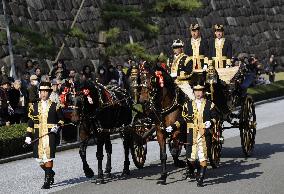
[0,59,129,127]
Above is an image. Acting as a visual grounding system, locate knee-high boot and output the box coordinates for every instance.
[197,166,207,187]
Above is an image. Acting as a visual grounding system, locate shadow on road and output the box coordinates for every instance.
[53,142,284,188]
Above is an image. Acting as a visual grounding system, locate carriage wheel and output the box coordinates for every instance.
[240,95,256,157]
[131,139,147,169]
[208,120,223,168]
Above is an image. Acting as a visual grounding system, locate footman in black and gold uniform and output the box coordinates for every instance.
[167,39,195,100]
[187,24,209,70]
[166,81,217,187]
[25,82,64,189]
[209,24,232,68]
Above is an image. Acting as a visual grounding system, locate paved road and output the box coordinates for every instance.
[0,100,284,194]
[55,122,284,194]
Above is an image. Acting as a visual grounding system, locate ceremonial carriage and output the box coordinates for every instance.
[126,62,257,171]
[58,62,256,184]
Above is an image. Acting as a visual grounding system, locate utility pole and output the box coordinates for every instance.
[1,0,15,78]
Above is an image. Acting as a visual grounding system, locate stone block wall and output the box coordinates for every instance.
[0,0,283,74]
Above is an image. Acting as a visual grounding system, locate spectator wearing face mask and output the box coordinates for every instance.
[28,75,40,104]
[107,65,119,84]
[96,65,109,85]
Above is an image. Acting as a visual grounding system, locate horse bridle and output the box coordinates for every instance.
[131,64,180,115]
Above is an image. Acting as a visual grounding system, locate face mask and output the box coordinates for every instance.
[99,69,104,74]
[33,80,38,85]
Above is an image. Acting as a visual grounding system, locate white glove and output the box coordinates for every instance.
[226,65,230,68]
[87,96,93,104]
[203,65,208,70]
[50,126,59,133]
[165,126,173,133]
[25,137,31,144]
[205,121,211,129]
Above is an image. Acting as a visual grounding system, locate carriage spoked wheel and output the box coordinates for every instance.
[130,128,148,169]
[239,95,256,157]
[209,120,223,168]
[131,138,147,169]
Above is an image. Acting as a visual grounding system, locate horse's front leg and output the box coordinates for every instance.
[156,126,167,185]
[104,133,112,178]
[79,130,94,178]
[95,134,105,184]
[121,132,131,176]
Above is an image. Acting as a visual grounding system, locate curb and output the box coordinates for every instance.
[1,96,284,165]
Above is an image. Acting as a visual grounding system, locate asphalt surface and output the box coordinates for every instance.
[1,99,284,194]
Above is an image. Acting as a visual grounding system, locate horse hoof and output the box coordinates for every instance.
[105,173,112,179]
[121,169,130,176]
[95,178,105,185]
[156,180,166,185]
[174,159,186,168]
[84,168,94,178]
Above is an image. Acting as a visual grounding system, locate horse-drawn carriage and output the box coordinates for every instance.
[127,62,257,173]
[60,61,256,184]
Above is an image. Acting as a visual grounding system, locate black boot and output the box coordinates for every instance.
[105,153,112,178]
[50,170,55,185]
[121,161,130,176]
[185,161,195,180]
[197,166,207,187]
[41,169,52,189]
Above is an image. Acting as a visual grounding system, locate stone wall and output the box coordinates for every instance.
[0,0,283,74]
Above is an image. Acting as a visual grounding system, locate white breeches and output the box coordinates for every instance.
[191,132,207,162]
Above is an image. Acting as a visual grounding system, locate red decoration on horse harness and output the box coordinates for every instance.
[103,90,113,103]
[59,87,70,107]
[82,89,90,96]
[155,71,164,87]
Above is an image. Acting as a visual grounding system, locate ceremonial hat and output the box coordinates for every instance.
[214,24,224,31]
[39,82,52,91]
[30,74,38,81]
[193,81,205,90]
[190,23,200,31]
[172,39,184,48]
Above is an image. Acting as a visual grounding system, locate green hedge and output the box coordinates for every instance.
[0,123,32,159]
[248,80,284,102]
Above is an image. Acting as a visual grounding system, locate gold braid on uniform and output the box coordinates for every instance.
[28,104,39,121]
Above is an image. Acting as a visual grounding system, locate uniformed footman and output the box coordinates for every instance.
[166,80,217,187]
[24,82,64,189]
[209,24,232,68]
[167,39,195,100]
[187,24,209,70]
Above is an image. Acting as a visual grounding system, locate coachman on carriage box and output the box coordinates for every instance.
[186,23,209,70]
[209,24,233,68]
[24,81,64,189]
[166,79,218,187]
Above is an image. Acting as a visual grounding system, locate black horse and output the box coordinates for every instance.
[71,80,133,184]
